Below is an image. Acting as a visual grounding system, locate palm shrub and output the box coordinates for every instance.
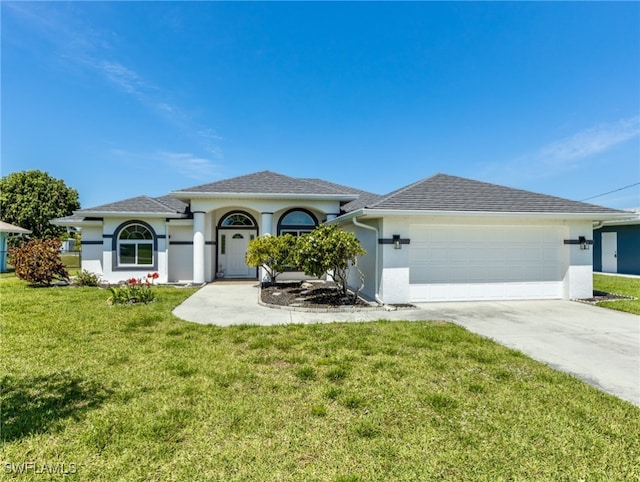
[9,238,69,286]
[246,234,297,285]
[295,224,366,298]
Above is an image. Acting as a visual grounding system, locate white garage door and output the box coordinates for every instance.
[409,225,566,302]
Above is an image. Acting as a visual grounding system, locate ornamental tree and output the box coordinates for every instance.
[9,238,69,286]
[295,224,366,297]
[0,170,80,239]
[246,234,297,284]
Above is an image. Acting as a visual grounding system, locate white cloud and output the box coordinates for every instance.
[98,61,146,94]
[111,149,217,181]
[6,2,224,160]
[197,129,225,159]
[157,152,218,180]
[537,116,640,168]
[481,116,640,184]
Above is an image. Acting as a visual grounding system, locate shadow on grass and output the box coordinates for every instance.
[1,372,111,442]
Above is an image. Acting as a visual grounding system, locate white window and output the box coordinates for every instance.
[278,209,317,236]
[118,224,154,266]
[221,213,255,227]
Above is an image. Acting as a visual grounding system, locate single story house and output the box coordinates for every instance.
[52,171,629,303]
[593,209,640,275]
[0,221,32,272]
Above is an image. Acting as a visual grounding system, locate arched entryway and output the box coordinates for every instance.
[217,211,258,279]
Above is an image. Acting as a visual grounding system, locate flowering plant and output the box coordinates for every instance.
[108,272,159,305]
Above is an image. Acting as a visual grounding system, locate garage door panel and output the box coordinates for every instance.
[409,225,566,301]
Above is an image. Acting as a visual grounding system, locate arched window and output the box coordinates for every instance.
[117,223,154,266]
[221,213,255,227]
[278,209,318,236]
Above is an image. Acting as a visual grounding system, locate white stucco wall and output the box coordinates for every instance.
[80,226,104,276]
[343,220,380,302]
[377,217,411,303]
[367,215,596,304]
[167,223,194,282]
[97,217,170,284]
[563,221,594,299]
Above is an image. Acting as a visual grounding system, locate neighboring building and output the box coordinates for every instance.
[593,209,640,276]
[0,221,31,272]
[51,171,629,303]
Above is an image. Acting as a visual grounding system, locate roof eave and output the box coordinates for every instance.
[169,191,358,201]
[594,217,640,228]
[50,219,104,227]
[334,208,630,222]
[74,211,188,218]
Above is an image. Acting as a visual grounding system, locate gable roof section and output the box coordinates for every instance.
[0,221,31,234]
[52,196,190,226]
[76,195,189,215]
[349,174,624,215]
[172,170,358,199]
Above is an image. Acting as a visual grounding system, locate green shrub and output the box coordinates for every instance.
[75,270,100,287]
[295,225,366,297]
[108,273,159,305]
[9,238,69,286]
[245,234,297,284]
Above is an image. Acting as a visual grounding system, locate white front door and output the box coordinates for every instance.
[220,230,255,278]
[601,232,617,273]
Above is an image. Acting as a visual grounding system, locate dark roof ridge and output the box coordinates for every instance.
[174,170,358,196]
[153,195,189,213]
[302,177,379,196]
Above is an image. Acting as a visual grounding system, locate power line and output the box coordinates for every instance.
[580,182,640,202]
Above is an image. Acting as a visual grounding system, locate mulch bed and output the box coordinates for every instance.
[260,281,372,309]
[577,290,635,304]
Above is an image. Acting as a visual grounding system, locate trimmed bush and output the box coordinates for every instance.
[246,234,297,284]
[295,224,366,297]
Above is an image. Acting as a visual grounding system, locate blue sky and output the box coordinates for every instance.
[3,1,639,209]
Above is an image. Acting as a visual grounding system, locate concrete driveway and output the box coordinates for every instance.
[415,300,639,407]
[174,282,639,406]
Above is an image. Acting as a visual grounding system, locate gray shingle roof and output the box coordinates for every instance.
[50,214,88,224]
[302,178,378,196]
[174,170,357,196]
[354,174,624,214]
[77,196,189,215]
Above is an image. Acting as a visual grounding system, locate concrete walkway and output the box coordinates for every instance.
[173,282,640,406]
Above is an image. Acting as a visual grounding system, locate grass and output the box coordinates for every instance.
[593,273,640,314]
[1,274,639,481]
[60,252,81,269]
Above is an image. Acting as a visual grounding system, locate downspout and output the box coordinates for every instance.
[352,216,384,305]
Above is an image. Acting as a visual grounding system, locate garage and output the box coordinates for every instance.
[409,224,567,302]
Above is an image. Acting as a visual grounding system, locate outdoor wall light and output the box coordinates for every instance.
[579,236,589,250]
[393,234,402,249]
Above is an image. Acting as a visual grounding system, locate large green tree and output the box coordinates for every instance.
[0,170,80,239]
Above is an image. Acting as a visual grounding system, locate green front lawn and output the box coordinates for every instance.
[1,275,639,481]
[594,273,640,314]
